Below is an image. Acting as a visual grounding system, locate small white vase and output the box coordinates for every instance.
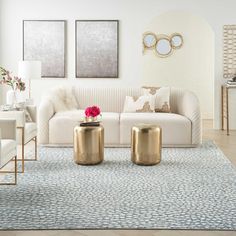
[85,116,97,122]
[6,90,25,105]
[6,90,17,105]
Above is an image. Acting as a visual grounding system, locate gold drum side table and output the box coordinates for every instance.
[131,124,162,165]
[73,125,104,165]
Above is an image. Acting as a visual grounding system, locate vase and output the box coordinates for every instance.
[6,90,25,106]
[85,116,97,122]
[6,90,17,105]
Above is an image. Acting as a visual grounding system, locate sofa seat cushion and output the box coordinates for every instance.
[49,110,83,144]
[100,112,120,145]
[120,113,192,146]
[49,110,120,145]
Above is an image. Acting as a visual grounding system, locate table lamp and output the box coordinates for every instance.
[18,61,41,103]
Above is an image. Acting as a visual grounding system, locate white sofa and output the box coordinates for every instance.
[38,87,201,147]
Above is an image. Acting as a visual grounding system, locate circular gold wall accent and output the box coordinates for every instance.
[170,33,183,49]
[142,32,183,57]
[143,32,157,49]
[155,35,172,57]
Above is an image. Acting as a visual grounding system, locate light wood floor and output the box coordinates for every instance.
[0,120,235,236]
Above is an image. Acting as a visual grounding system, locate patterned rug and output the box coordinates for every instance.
[0,141,236,230]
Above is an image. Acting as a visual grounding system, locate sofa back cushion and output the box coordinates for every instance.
[74,87,142,112]
[123,95,155,113]
[73,86,186,114]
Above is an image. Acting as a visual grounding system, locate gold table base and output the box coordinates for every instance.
[221,84,236,135]
[73,125,104,165]
[131,124,162,165]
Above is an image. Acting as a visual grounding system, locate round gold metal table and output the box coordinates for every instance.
[131,124,162,165]
[73,125,104,165]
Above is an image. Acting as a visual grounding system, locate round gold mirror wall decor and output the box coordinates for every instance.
[143,32,157,49]
[155,35,172,57]
[170,33,183,49]
[142,31,183,57]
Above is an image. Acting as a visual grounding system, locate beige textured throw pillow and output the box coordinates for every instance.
[46,85,78,112]
[15,103,33,122]
[24,108,33,122]
[123,95,155,113]
[142,86,171,112]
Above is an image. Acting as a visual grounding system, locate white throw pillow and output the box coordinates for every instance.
[123,95,155,113]
[142,86,171,112]
[46,85,78,112]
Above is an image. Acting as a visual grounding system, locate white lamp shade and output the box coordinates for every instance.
[18,61,41,80]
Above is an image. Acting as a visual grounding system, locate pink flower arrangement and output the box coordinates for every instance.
[85,106,101,118]
[0,66,26,91]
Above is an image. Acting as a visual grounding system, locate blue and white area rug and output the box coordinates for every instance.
[0,141,236,230]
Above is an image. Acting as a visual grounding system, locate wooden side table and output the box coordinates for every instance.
[221,84,236,135]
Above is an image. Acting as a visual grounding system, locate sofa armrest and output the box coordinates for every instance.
[0,119,16,140]
[177,90,202,145]
[26,105,37,123]
[38,99,55,144]
[0,111,25,127]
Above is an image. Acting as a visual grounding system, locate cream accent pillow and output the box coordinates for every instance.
[15,103,33,122]
[123,95,155,113]
[46,85,78,112]
[24,108,33,122]
[142,86,171,113]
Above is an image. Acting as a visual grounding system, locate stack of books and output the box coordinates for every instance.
[80,121,100,127]
[226,79,236,87]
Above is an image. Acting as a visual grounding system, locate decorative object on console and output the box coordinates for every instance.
[123,95,155,113]
[76,20,119,78]
[0,104,12,111]
[18,60,41,100]
[232,76,236,82]
[143,32,183,57]
[223,25,236,78]
[142,86,171,112]
[0,103,32,123]
[0,67,26,106]
[23,20,66,78]
[226,78,236,86]
[0,102,33,122]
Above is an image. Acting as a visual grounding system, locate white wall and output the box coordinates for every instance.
[0,0,236,128]
[142,12,214,119]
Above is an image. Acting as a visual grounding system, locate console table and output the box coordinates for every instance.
[221,84,236,135]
